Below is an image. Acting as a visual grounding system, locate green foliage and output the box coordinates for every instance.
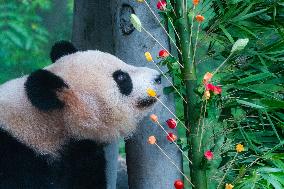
[0,0,73,83]
[205,2,284,187]
[0,0,51,83]
[157,0,284,188]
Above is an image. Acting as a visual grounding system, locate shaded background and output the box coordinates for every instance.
[0,0,73,83]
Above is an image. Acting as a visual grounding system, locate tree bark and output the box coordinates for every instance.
[41,0,71,41]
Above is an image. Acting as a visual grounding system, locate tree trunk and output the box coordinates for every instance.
[41,0,71,41]
[72,0,115,52]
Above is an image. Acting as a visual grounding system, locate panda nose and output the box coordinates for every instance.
[154,74,162,84]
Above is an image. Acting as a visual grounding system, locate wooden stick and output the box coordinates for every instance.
[216,153,238,189]
[156,120,192,164]
[144,0,182,55]
[156,97,190,133]
[151,60,187,103]
[154,143,194,187]
[198,100,207,152]
[141,26,184,68]
[187,5,196,60]
[190,23,201,72]
[169,18,181,41]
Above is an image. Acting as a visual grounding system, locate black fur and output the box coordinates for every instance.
[112,70,133,96]
[25,69,68,111]
[59,140,107,189]
[50,41,77,63]
[0,129,54,189]
[0,128,107,189]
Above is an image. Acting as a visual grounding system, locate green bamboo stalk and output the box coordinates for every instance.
[173,0,208,188]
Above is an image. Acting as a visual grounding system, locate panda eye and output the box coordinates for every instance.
[112,70,133,96]
[117,73,126,81]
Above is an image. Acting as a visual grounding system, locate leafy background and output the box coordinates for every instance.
[0,0,73,83]
[157,0,284,188]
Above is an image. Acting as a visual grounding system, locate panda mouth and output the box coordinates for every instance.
[136,96,159,109]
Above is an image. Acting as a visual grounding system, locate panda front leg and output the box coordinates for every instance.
[59,139,107,189]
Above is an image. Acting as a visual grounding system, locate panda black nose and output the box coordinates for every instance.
[154,74,162,84]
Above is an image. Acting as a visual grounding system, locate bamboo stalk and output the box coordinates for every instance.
[196,101,204,135]
[174,0,208,188]
[169,18,181,41]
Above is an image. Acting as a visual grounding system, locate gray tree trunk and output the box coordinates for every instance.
[72,1,182,188]
[41,0,71,41]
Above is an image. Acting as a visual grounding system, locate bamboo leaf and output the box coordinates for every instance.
[248,84,283,92]
[219,24,234,43]
[264,111,282,143]
[163,86,175,94]
[261,174,283,189]
[236,99,265,109]
[232,8,268,21]
[237,72,274,84]
[260,99,284,109]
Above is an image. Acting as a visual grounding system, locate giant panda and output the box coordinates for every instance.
[0,41,162,189]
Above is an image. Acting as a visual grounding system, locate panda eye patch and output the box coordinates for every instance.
[112,70,133,96]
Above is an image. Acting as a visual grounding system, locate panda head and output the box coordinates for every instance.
[25,41,162,143]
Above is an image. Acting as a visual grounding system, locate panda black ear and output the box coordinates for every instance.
[50,41,78,63]
[25,69,69,111]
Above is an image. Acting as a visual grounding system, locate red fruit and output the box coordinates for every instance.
[166,118,177,129]
[167,133,177,142]
[205,83,222,95]
[204,150,214,160]
[213,85,222,95]
[174,180,184,189]
[205,83,215,91]
[157,0,167,10]
[159,49,169,58]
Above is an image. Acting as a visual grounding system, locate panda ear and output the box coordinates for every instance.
[50,41,78,63]
[25,69,69,111]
